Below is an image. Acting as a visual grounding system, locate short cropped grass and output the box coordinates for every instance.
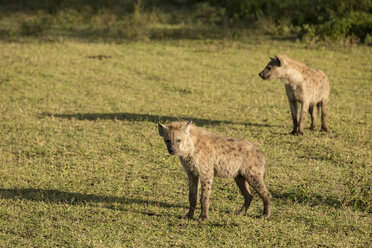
[0,38,371,247]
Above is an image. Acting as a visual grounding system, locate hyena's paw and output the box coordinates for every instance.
[297,130,304,136]
[321,127,328,132]
[236,207,247,216]
[309,125,316,131]
[182,213,194,220]
[262,205,271,219]
[235,211,245,216]
[262,212,271,219]
[197,214,208,222]
[290,130,297,135]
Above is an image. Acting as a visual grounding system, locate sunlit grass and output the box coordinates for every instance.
[0,38,371,247]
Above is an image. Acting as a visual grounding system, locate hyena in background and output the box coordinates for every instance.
[259,55,330,135]
[158,121,271,221]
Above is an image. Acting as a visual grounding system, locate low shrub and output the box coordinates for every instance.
[19,12,52,36]
[317,11,372,44]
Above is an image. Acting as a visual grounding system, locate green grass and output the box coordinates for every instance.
[0,37,371,247]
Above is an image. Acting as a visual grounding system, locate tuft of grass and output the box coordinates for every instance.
[343,166,371,212]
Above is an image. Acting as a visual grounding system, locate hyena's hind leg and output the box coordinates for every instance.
[309,105,316,130]
[320,100,328,132]
[246,174,271,218]
[288,99,298,135]
[234,175,253,215]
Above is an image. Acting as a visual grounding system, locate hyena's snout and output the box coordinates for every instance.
[168,147,176,155]
[259,71,264,79]
[259,70,269,79]
[165,142,177,155]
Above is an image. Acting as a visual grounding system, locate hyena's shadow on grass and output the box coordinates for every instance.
[271,190,342,209]
[0,188,185,217]
[42,112,279,128]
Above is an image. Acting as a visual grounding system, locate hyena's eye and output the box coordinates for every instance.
[267,66,271,71]
[176,139,181,143]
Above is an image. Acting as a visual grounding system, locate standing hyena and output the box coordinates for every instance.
[259,55,330,135]
[158,121,271,220]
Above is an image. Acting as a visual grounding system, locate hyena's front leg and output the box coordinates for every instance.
[288,99,298,135]
[183,172,199,219]
[309,105,316,130]
[321,100,328,132]
[198,177,213,221]
[298,101,309,135]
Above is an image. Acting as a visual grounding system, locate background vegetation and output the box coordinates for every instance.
[0,0,371,43]
[0,0,371,247]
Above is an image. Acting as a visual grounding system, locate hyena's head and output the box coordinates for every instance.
[259,56,283,80]
[158,121,192,155]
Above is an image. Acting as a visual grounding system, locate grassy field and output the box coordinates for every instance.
[0,36,371,247]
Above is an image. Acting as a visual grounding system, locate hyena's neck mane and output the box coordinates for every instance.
[178,125,209,158]
[278,56,307,84]
[280,64,305,85]
[177,125,197,158]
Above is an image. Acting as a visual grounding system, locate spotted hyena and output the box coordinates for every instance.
[158,121,271,221]
[259,55,330,135]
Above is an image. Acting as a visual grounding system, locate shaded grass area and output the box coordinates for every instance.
[0,188,184,209]
[0,39,371,247]
[42,112,277,127]
[0,187,343,212]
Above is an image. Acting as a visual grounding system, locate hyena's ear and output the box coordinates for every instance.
[184,121,192,135]
[274,55,282,66]
[158,122,167,137]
